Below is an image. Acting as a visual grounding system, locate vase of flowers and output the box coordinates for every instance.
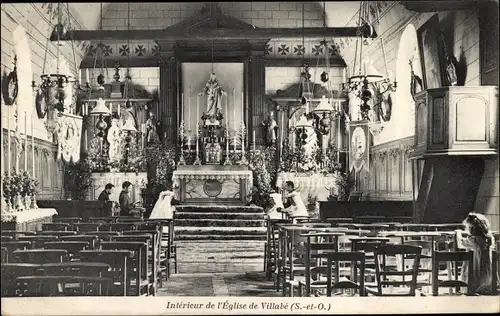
[21,171,39,210]
[14,192,24,211]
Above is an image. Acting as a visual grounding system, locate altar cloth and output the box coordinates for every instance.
[276,172,341,202]
[1,208,58,223]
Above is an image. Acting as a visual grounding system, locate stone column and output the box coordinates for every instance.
[158,53,179,145]
[247,40,268,148]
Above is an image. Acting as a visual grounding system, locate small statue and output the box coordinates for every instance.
[262,111,279,146]
[107,118,122,162]
[145,111,160,145]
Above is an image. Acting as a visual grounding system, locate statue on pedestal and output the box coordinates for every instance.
[202,73,224,126]
[262,111,278,146]
[145,111,160,145]
[107,117,122,162]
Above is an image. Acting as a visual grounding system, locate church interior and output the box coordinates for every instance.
[1,1,499,313]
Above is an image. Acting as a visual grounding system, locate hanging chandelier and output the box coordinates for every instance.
[342,1,397,121]
[295,2,339,136]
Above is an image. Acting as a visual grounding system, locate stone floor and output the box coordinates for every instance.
[158,272,281,297]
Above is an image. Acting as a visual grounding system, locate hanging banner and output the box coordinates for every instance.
[55,112,83,163]
[348,120,370,173]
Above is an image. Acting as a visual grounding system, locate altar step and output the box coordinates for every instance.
[173,205,267,241]
[175,241,266,273]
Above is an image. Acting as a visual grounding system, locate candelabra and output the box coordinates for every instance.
[178,121,186,165]
[223,129,232,166]
[193,122,202,166]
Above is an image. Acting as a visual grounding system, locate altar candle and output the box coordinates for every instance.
[117,104,120,117]
[181,93,184,124]
[85,68,89,84]
[233,89,236,127]
[32,116,35,177]
[253,130,256,151]
[188,87,191,131]
[225,93,228,127]
[241,92,244,123]
[24,111,28,170]
[280,111,284,151]
[7,107,11,176]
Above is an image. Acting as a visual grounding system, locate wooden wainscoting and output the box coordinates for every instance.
[2,129,64,200]
[355,136,414,200]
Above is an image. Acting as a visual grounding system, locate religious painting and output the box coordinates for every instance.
[348,121,370,173]
[417,14,446,90]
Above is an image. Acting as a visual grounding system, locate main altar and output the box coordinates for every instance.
[173,72,253,205]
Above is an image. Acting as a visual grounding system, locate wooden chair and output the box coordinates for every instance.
[79,249,133,296]
[73,222,102,233]
[1,263,42,296]
[84,231,121,242]
[12,249,68,264]
[348,191,363,202]
[1,241,32,260]
[17,235,60,249]
[99,242,151,296]
[59,235,99,249]
[2,247,8,263]
[295,233,343,297]
[2,236,14,242]
[326,251,367,296]
[369,244,423,296]
[43,241,91,261]
[39,231,78,237]
[100,223,137,232]
[143,219,177,277]
[42,223,70,231]
[16,275,112,296]
[53,217,82,223]
[1,230,37,237]
[352,241,388,288]
[112,234,158,293]
[432,251,474,296]
[41,262,110,277]
[88,217,118,223]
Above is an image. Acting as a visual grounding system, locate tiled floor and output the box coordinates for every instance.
[158,272,281,297]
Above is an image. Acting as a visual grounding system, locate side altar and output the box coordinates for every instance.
[172,165,252,205]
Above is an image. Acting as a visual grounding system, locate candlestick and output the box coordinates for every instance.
[253,130,256,151]
[32,116,35,177]
[233,89,235,125]
[280,110,284,151]
[225,93,228,128]
[241,92,244,124]
[181,93,184,127]
[188,87,191,131]
[24,111,27,170]
[7,107,11,176]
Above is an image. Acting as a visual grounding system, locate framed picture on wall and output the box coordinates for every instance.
[417,14,447,90]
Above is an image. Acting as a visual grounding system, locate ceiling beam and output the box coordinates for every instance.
[53,27,375,42]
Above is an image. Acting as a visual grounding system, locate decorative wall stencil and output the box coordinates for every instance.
[264,43,273,56]
[151,44,161,57]
[119,45,130,56]
[293,44,305,56]
[277,44,290,56]
[102,45,113,57]
[312,44,324,56]
[135,44,146,57]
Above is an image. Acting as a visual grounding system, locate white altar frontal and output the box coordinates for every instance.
[276,172,341,202]
[172,165,253,205]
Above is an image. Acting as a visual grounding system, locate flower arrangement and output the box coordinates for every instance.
[307,193,319,218]
[63,156,94,200]
[245,146,277,208]
[2,171,39,213]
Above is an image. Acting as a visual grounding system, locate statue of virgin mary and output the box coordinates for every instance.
[107,118,122,162]
[202,73,224,125]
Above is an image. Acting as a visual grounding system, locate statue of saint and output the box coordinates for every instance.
[202,73,224,126]
[301,117,319,170]
[262,111,279,146]
[107,118,122,162]
[145,111,160,145]
[121,101,138,130]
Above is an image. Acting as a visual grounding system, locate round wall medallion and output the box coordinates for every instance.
[203,179,222,198]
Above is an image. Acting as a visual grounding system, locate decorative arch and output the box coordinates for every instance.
[12,25,34,112]
[374,23,423,145]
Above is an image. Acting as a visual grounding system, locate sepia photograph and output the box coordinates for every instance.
[0,1,499,315]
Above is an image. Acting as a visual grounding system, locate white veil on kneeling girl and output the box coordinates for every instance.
[149,190,176,219]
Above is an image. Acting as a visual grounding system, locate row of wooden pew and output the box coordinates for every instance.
[1,216,177,297]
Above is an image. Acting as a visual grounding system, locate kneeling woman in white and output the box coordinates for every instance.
[149,190,176,219]
[266,192,285,219]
